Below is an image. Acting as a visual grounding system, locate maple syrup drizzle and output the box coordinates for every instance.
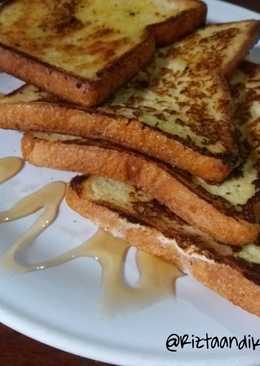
[0,175,181,313]
[2,226,181,313]
[0,157,23,183]
[0,182,66,271]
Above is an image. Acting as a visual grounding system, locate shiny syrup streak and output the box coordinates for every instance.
[0,157,181,314]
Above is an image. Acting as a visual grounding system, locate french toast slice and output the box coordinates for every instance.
[20,62,260,246]
[65,174,260,317]
[1,21,260,182]
[0,0,207,106]
[232,61,260,165]
[0,81,231,182]
[21,132,259,247]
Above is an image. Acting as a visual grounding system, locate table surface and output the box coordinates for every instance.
[0,1,259,365]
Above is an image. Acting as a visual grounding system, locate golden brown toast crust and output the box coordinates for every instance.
[21,133,259,246]
[0,37,155,107]
[233,61,260,164]
[0,1,207,106]
[103,20,260,154]
[172,21,260,78]
[66,177,260,316]
[222,22,260,77]
[1,21,260,182]
[0,98,231,182]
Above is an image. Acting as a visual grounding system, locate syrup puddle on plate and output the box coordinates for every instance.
[0,157,182,314]
[0,157,24,183]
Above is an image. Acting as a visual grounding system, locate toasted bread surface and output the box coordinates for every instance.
[100,20,260,157]
[0,0,207,106]
[0,83,231,182]
[65,175,260,316]
[18,61,260,245]
[21,132,259,246]
[232,62,260,165]
[170,21,260,77]
[1,21,260,180]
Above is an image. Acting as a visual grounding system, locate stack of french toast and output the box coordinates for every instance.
[0,0,260,316]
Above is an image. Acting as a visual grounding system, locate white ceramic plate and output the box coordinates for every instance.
[0,1,260,365]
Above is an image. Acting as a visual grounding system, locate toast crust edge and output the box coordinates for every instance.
[221,20,260,77]
[65,183,260,317]
[0,2,207,106]
[21,133,259,246]
[0,101,232,182]
[0,36,155,107]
